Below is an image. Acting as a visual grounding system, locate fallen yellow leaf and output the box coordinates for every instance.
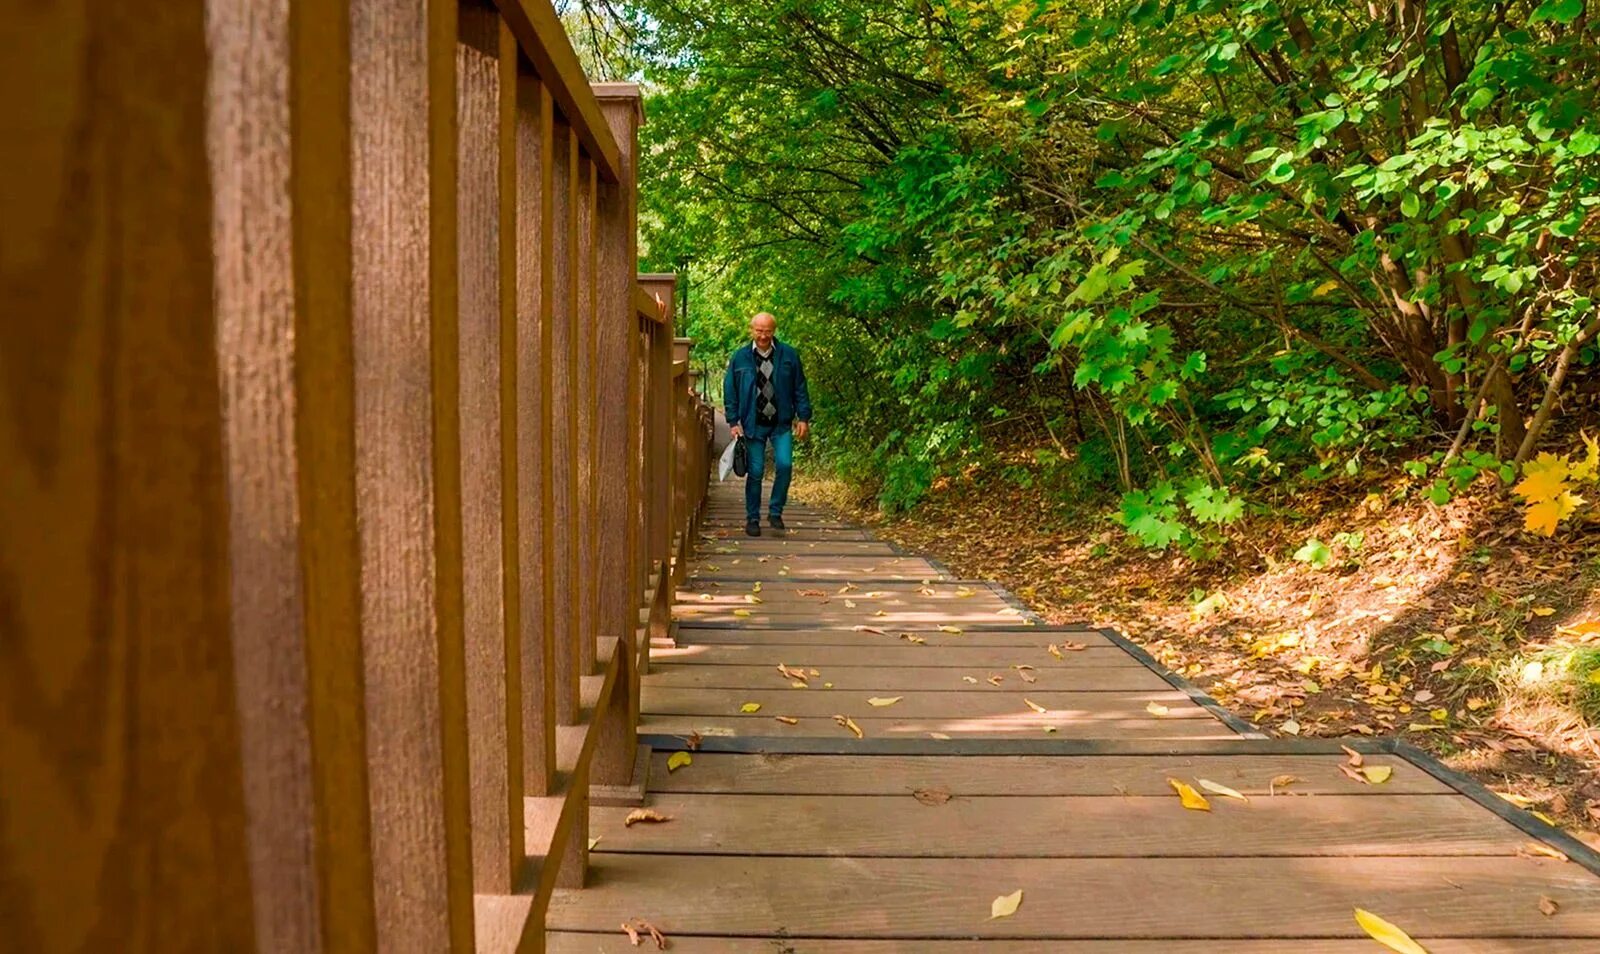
[1024,698,1048,714]
[666,751,692,773]
[752,581,762,593]
[867,696,903,707]
[739,702,762,713]
[1354,908,1428,954]
[989,889,1023,920]
[1362,765,1393,785]
[1198,779,1248,802]
[1146,702,1171,717]
[733,609,752,618]
[1168,778,1211,811]
[939,625,963,634]
[930,732,953,740]
[744,594,762,604]
[1533,606,1556,617]
[1048,644,1063,659]
[1519,842,1569,862]
[844,600,857,608]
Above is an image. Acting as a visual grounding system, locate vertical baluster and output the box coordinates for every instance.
[349,0,473,946]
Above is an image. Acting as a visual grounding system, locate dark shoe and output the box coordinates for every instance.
[745,520,761,537]
[768,514,786,531]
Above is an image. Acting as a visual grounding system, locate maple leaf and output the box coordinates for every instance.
[1515,453,1583,535]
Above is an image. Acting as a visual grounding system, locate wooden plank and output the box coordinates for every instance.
[516,70,555,796]
[490,0,622,181]
[639,714,1234,739]
[549,937,1600,953]
[2,4,258,947]
[645,663,1174,693]
[547,855,1600,938]
[671,628,1097,648]
[701,528,874,542]
[643,688,1209,721]
[349,0,475,946]
[646,752,1452,796]
[653,644,1143,668]
[456,0,520,894]
[594,792,1529,857]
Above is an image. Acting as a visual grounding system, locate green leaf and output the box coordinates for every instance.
[1293,539,1332,568]
[1532,0,1583,23]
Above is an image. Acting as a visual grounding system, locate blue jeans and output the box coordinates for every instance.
[743,428,793,522]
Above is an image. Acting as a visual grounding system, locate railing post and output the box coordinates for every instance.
[592,84,646,790]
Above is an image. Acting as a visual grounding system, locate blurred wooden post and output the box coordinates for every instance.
[2,4,259,949]
[637,275,678,660]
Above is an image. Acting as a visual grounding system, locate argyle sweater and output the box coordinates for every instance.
[753,346,778,427]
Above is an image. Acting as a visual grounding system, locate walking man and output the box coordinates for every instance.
[724,311,812,536]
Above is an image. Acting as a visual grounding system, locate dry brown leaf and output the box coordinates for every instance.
[1060,640,1087,651]
[775,716,799,725]
[962,676,979,684]
[901,633,927,644]
[1541,895,1560,917]
[853,625,890,636]
[844,600,858,608]
[1269,774,1300,795]
[621,919,668,950]
[987,674,1004,687]
[834,714,864,738]
[1015,665,1038,684]
[1048,644,1064,659]
[777,663,809,683]
[683,732,702,752]
[624,809,672,828]
[930,732,953,740]
[1341,745,1365,768]
[1023,698,1048,714]
[798,589,827,597]
[1338,763,1368,785]
[939,625,964,635]
[912,786,953,806]
[1146,702,1171,717]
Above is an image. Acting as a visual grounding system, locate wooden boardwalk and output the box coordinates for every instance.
[548,481,1600,950]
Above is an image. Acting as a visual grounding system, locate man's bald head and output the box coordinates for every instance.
[750,312,777,349]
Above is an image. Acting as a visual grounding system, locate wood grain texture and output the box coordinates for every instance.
[547,854,1600,938]
[644,663,1174,693]
[548,937,1600,953]
[642,688,1209,721]
[670,627,1100,647]
[1,3,254,948]
[594,792,1529,857]
[456,0,519,894]
[645,752,1452,796]
[574,154,597,679]
[550,120,579,724]
[639,714,1234,740]
[518,72,556,795]
[349,0,470,945]
[651,644,1146,668]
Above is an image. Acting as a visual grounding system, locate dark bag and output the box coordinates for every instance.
[732,437,749,477]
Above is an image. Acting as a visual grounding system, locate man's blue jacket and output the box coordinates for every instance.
[723,339,812,433]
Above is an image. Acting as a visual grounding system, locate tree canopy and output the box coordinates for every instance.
[619,0,1600,545]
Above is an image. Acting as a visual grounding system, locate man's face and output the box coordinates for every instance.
[750,316,777,350]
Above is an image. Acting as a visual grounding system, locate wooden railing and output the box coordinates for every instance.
[2,1,710,951]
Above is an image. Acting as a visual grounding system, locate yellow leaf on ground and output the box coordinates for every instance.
[1048,644,1064,659]
[752,581,762,593]
[1354,908,1429,954]
[589,836,601,850]
[1532,606,1557,617]
[1269,774,1300,795]
[844,600,857,608]
[1519,842,1569,862]
[939,625,964,634]
[1198,779,1248,802]
[733,609,752,618]
[1146,702,1171,717]
[989,889,1023,920]
[1279,720,1301,736]
[930,732,953,740]
[1168,778,1211,811]
[867,696,903,707]
[624,809,672,827]
[1363,765,1393,784]
[1024,698,1049,713]
[744,594,762,604]
[666,751,692,773]
[739,702,762,713]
